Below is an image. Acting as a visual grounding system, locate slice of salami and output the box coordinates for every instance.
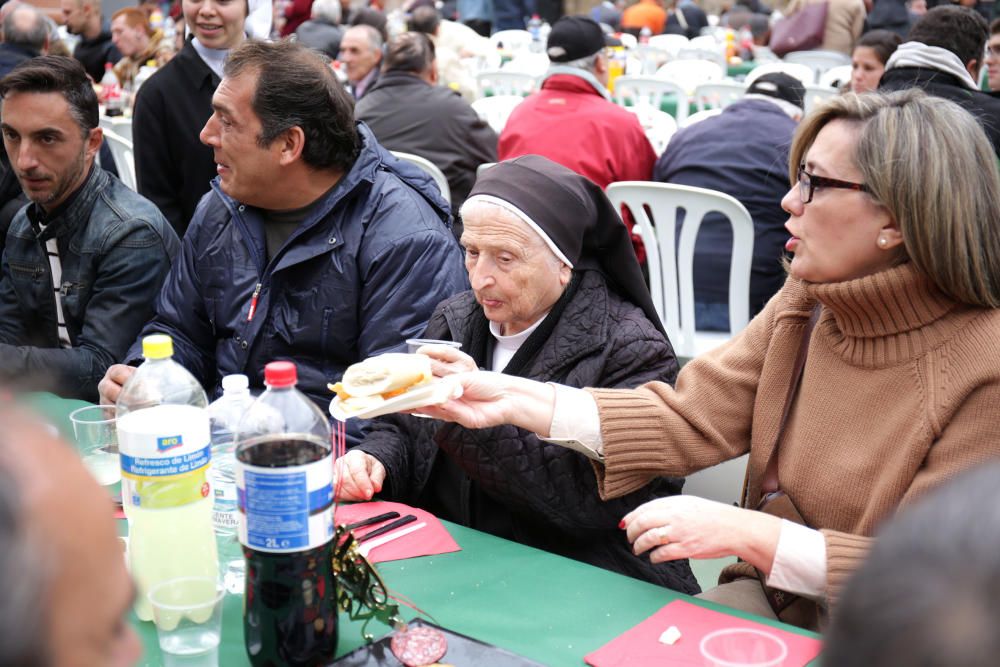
[390,626,448,667]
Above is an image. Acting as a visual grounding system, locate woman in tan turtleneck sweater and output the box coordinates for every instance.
[413,89,1000,628]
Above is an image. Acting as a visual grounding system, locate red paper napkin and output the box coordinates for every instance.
[584,599,822,667]
[334,501,461,563]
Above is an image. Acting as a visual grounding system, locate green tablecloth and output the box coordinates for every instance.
[26,394,819,666]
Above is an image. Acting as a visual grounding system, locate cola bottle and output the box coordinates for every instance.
[236,361,337,666]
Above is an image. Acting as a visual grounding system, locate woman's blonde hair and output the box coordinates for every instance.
[789,89,1000,307]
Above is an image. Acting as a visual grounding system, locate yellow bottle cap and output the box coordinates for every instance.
[142,334,173,359]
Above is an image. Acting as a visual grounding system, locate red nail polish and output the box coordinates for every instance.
[618,519,625,529]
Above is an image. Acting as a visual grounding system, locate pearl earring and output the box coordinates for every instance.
[878,237,888,247]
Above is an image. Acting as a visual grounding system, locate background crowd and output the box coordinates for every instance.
[1,0,1000,663]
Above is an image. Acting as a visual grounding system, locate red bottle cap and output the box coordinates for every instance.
[264,361,297,387]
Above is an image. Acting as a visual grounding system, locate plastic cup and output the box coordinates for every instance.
[699,628,788,667]
[69,405,121,487]
[149,577,225,667]
[406,338,463,353]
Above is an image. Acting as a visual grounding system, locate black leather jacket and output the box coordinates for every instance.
[0,166,179,400]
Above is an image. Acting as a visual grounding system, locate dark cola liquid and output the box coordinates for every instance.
[238,439,337,667]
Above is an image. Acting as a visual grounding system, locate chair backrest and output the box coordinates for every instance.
[632,44,670,75]
[99,115,132,143]
[626,107,678,155]
[675,47,727,69]
[803,84,838,113]
[655,59,724,96]
[688,34,722,52]
[613,76,689,122]
[647,33,689,56]
[470,95,524,133]
[103,129,136,191]
[692,81,745,111]
[502,52,551,77]
[818,64,852,89]
[744,61,815,86]
[489,29,533,53]
[391,151,451,203]
[617,32,638,50]
[476,70,536,97]
[605,181,754,357]
[783,49,852,83]
[680,107,723,127]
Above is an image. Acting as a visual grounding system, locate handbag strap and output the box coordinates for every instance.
[760,306,821,498]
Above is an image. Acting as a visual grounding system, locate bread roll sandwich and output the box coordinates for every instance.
[328,353,434,414]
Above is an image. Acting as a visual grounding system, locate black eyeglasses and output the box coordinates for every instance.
[796,166,869,204]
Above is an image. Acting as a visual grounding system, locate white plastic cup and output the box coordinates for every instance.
[405,338,463,353]
[699,627,788,667]
[69,405,121,487]
[149,577,225,667]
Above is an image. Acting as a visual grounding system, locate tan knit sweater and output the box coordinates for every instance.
[589,263,1000,604]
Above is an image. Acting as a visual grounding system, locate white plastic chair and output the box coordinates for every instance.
[616,32,638,50]
[655,59,724,95]
[818,64,852,89]
[99,115,132,142]
[103,129,136,191]
[489,29,533,53]
[648,33,689,56]
[783,49,852,83]
[476,70,536,97]
[613,76,689,123]
[632,44,670,75]
[391,151,450,203]
[692,81,745,111]
[680,107,723,127]
[626,107,678,156]
[605,181,754,358]
[502,52,550,77]
[688,34,722,52]
[470,95,524,133]
[744,61,814,87]
[803,84,838,112]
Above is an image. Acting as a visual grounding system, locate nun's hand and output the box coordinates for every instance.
[408,371,556,435]
[418,344,478,376]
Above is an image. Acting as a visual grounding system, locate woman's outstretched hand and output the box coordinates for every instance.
[410,371,557,435]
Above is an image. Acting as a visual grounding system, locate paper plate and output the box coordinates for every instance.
[329,377,462,421]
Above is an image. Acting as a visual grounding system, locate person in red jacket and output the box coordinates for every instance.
[498,16,656,261]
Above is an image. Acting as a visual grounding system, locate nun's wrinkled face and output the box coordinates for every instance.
[461,203,572,336]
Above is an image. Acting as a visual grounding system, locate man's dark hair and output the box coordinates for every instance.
[991,16,1000,36]
[907,5,988,69]
[0,56,98,137]
[224,40,360,172]
[857,29,903,64]
[408,6,441,34]
[825,461,1000,667]
[2,5,48,54]
[383,31,435,74]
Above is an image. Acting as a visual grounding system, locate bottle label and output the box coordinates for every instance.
[117,405,212,509]
[236,458,334,552]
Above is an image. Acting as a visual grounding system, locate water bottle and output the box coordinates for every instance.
[209,374,254,538]
[528,14,543,52]
[639,26,652,44]
[133,60,158,95]
[116,334,219,621]
[236,361,337,666]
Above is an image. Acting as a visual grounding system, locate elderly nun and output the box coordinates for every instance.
[335,155,698,594]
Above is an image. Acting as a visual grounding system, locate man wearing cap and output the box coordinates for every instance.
[335,155,700,595]
[653,72,805,331]
[498,16,656,194]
